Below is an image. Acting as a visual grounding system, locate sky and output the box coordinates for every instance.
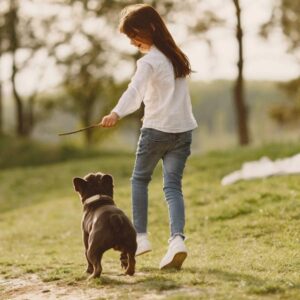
[185,0,299,81]
[1,0,299,97]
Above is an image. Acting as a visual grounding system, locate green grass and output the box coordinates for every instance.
[0,135,118,169]
[1,141,300,299]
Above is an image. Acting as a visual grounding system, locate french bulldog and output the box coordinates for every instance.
[73,172,137,278]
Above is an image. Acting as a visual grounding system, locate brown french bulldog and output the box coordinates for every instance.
[73,172,137,279]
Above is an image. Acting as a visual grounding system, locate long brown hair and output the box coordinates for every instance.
[119,4,191,78]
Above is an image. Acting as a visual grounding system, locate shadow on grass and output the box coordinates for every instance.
[89,274,182,292]
[207,268,264,285]
[86,267,204,292]
[206,268,295,295]
[138,266,199,273]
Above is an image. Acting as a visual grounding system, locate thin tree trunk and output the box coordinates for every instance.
[233,0,249,145]
[82,98,94,146]
[12,52,25,135]
[25,95,35,135]
[0,81,3,136]
[0,23,3,135]
[9,0,25,136]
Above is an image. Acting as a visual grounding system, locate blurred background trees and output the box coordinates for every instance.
[1,0,46,136]
[261,0,300,126]
[0,0,299,150]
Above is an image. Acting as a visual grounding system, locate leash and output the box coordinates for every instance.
[58,124,102,136]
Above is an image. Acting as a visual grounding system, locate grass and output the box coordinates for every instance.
[1,140,300,299]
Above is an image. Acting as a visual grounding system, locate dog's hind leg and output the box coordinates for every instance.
[125,252,136,276]
[83,232,93,274]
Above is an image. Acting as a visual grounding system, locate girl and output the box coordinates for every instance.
[101,4,197,270]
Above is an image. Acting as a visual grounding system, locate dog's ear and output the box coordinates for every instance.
[73,177,87,193]
[102,174,114,197]
[102,174,113,187]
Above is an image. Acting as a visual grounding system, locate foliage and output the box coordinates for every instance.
[260,0,300,125]
[0,0,50,136]
[261,0,300,59]
[43,0,124,144]
[269,77,300,126]
[189,80,293,149]
[1,80,293,154]
[0,135,103,169]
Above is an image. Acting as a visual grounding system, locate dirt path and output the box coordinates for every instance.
[0,275,106,300]
[0,274,167,300]
[0,274,201,300]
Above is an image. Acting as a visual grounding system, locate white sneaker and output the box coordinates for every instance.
[159,236,187,270]
[135,234,152,256]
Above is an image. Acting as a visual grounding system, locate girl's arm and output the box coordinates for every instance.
[101,61,153,127]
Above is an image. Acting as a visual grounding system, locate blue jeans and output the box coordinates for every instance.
[131,128,192,239]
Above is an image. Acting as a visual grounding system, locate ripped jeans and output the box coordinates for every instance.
[131,128,192,239]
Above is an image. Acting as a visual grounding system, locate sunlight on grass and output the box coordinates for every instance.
[1,142,300,299]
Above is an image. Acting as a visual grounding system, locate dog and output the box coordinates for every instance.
[73,172,137,278]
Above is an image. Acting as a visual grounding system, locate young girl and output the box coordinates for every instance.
[101,4,197,270]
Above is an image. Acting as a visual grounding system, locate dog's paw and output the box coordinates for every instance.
[87,273,101,280]
[87,275,94,281]
[121,261,128,269]
[125,268,135,276]
[85,268,93,274]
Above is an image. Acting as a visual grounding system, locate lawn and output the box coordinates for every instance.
[1,141,300,299]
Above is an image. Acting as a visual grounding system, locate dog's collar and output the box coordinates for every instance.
[84,194,112,205]
[85,194,102,205]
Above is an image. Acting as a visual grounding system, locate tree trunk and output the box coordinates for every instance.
[12,52,26,136]
[0,81,3,136]
[84,123,93,146]
[233,0,250,145]
[9,0,26,136]
[82,101,94,146]
[24,95,35,136]
[0,22,3,135]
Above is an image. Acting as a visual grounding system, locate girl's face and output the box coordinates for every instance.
[130,36,152,53]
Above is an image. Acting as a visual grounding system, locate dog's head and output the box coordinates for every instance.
[73,172,114,203]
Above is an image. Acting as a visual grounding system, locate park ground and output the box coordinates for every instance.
[1,140,300,300]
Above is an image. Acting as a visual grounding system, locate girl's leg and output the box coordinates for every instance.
[131,130,162,233]
[162,131,192,238]
[159,131,192,269]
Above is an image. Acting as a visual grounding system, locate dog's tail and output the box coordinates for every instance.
[109,214,125,233]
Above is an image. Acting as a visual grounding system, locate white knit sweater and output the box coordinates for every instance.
[112,46,198,133]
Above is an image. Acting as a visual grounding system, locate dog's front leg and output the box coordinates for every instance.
[87,250,103,279]
[83,231,93,274]
[125,252,136,276]
[120,251,128,269]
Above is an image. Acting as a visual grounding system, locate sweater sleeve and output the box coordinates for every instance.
[111,60,153,119]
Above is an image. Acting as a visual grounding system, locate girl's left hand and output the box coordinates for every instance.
[101,112,119,127]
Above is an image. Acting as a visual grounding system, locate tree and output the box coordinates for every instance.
[2,0,48,136]
[269,77,300,125]
[260,0,300,125]
[0,14,3,135]
[232,0,249,145]
[186,0,249,145]
[42,0,130,145]
[261,0,300,61]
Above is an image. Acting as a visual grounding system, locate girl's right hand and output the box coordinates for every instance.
[100,112,119,128]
